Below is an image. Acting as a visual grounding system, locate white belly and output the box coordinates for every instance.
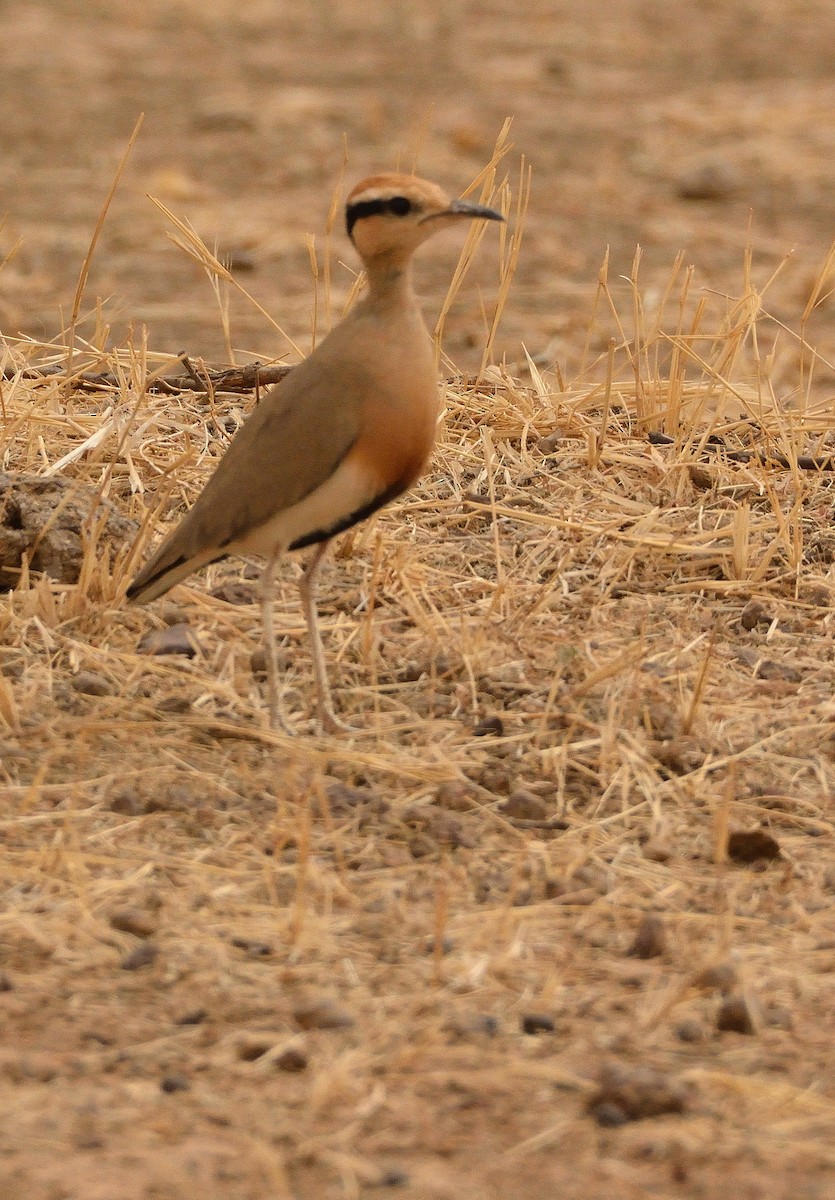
[228,454,382,559]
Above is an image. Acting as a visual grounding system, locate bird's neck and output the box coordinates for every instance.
[362,256,418,311]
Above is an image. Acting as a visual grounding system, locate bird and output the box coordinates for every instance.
[126,174,504,733]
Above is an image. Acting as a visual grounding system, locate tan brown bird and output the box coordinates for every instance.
[127,174,503,732]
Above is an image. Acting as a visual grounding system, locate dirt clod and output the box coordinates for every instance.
[716,994,755,1035]
[588,1063,692,1123]
[727,828,782,864]
[120,943,160,971]
[0,472,138,587]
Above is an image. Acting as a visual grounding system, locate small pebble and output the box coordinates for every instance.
[293,998,355,1031]
[520,1012,555,1035]
[108,907,157,938]
[231,937,273,958]
[120,942,159,971]
[740,599,767,630]
[642,837,672,863]
[716,994,755,1035]
[688,465,713,490]
[174,1008,207,1026]
[235,1033,275,1062]
[71,671,115,697]
[693,960,738,994]
[444,1013,499,1040]
[473,714,504,737]
[376,1166,410,1188]
[210,581,256,605]
[137,623,200,658]
[755,660,801,684]
[588,1063,691,1122]
[0,971,13,993]
[500,788,548,821]
[627,914,667,960]
[676,160,738,201]
[160,1074,190,1093]
[275,1045,309,1073]
[675,1018,705,1044]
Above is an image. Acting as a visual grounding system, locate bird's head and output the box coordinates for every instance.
[345,174,503,263]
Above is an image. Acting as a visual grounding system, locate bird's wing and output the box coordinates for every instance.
[127,351,367,601]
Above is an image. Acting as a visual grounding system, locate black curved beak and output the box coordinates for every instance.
[446,198,505,222]
[420,198,505,225]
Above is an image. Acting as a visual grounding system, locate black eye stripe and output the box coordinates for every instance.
[346,196,414,237]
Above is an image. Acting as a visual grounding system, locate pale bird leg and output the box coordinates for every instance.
[298,540,354,735]
[260,552,294,735]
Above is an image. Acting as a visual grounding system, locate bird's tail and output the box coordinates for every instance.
[126,539,220,605]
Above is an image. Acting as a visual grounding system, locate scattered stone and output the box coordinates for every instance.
[588,1063,691,1124]
[210,580,256,605]
[627,914,667,960]
[293,997,355,1031]
[231,936,272,958]
[592,1101,630,1128]
[0,971,13,992]
[740,599,768,630]
[235,1032,276,1062]
[192,106,258,133]
[727,827,782,864]
[536,431,564,455]
[137,622,200,658]
[765,1004,793,1030]
[693,960,738,994]
[275,1044,309,1072]
[375,1165,410,1188]
[500,788,548,821]
[688,464,713,490]
[520,1012,555,1035]
[805,584,831,607]
[160,1073,190,1093]
[642,837,673,863]
[174,1008,207,1026]
[109,787,144,815]
[0,471,138,588]
[108,906,157,938]
[716,994,755,1035]
[433,781,478,812]
[676,160,738,201]
[155,695,193,713]
[71,671,116,697]
[473,714,504,737]
[755,659,802,684]
[675,1018,705,1044]
[120,942,159,971]
[444,1013,499,1040]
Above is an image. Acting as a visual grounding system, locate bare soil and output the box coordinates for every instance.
[2,2,835,1198]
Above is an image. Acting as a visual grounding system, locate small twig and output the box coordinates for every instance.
[2,361,292,395]
[648,429,835,472]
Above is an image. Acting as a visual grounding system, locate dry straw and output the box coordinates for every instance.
[1,132,835,1184]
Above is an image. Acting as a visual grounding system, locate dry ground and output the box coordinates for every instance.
[2,2,835,1198]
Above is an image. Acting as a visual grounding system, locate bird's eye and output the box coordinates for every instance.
[387,196,412,216]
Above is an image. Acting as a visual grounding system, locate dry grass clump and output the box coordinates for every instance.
[1,159,835,1198]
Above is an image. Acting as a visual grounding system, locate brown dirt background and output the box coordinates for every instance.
[2,1,835,1198]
